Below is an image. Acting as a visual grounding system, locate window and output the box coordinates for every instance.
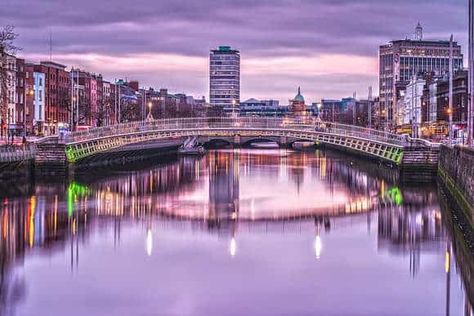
[39,90,42,101]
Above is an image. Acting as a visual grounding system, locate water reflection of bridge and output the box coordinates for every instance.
[79,150,403,222]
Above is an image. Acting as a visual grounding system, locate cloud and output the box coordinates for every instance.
[2,0,468,102]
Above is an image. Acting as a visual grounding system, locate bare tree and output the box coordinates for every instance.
[0,26,20,139]
[120,99,141,122]
[78,92,91,126]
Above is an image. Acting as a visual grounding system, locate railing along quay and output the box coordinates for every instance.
[64,117,410,147]
[0,144,36,163]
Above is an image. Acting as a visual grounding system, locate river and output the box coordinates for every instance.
[0,148,472,316]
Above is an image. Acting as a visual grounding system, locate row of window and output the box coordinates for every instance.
[210,94,240,99]
[210,72,240,76]
[210,56,240,61]
[210,80,238,85]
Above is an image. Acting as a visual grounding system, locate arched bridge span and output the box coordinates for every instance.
[63,117,418,164]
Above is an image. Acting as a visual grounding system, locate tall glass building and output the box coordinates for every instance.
[209,46,240,108]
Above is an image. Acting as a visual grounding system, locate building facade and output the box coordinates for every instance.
[70,70,107,128]
[209,46,240,108]
[22,63,35,135]
[102,81,116,126]
[5,55,17,128]
[33,71,45,134]
[379,24,463,128]
[289,87,307,116]
[239,98,283,116]
[402,77,426,126]
[15,58,25,134]
[319,99,342,122]
[34,61,70,135]
[435,70,468,124]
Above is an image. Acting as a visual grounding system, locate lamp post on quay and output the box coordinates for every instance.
[147,102,153,120]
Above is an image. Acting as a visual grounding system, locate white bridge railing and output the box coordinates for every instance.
[65,117,409,146]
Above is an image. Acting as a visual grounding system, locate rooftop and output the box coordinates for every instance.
[39,61,67,69]
[211,45,239,54]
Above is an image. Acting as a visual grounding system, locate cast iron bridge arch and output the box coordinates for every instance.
[63,117,415,164]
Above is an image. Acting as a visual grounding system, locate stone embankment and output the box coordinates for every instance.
[438,145,474,228]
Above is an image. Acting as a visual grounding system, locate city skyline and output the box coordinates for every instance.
[2,0,468,103]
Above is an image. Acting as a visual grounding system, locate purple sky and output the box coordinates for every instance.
[2,0,469,103]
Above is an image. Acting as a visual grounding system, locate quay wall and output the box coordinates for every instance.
[438,145,474,226]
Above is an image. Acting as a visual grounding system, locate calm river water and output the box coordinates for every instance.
[0,149,472,316]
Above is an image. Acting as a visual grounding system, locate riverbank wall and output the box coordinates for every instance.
[438,145,474,228]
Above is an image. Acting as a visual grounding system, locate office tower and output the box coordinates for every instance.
[209,46,240,108]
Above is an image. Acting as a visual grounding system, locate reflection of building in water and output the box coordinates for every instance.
[287,152,308,193]
[438,188,474,314]
[0,152,472,314]
[208,150,239,227]
[90,157,207,218]
[0,192,88,314]
[377,190,445,276]
[69,149,407,224]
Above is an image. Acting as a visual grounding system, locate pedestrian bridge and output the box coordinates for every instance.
[60,117,432,165]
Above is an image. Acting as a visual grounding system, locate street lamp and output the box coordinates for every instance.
[147,101,153,120]
[447,107,453,143]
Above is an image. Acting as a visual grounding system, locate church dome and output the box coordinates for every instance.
[294,87,305,102]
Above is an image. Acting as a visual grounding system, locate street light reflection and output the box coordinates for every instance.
[146,229,153,257]
[314,235,322,259]
[229,237,237,258]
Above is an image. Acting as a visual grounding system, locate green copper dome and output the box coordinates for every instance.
[294,87,305,102]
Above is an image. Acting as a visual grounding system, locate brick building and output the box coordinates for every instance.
[34,61,70,135]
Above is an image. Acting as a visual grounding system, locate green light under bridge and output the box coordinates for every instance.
[385,187,403,206]
[67,181,90,217]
